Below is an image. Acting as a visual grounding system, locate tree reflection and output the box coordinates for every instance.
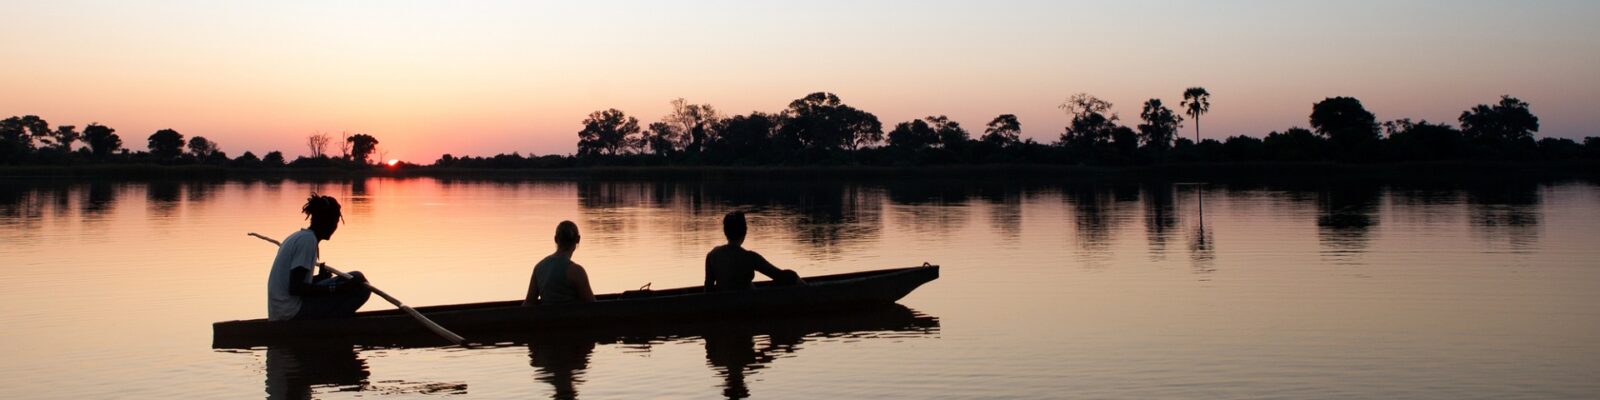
[82,181,117,218]
[1061,184,1125,267]
[886,181,971,240]
[1316,183,1382,264]
[1465,181,1541,252]
[575,180,884,257]
[1181,184,1216,275]
[145,181,181,218]
[1143,183,1178,260]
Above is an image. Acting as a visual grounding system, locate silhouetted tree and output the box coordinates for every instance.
[778,92,883,151]
[1181,87,1211,141]
[664,98,722,153]
[188,136,218,160]
[925,115,970,148]
[262,151,286,167]
[981,114,1021,145]
[1262,127,1327,161]
[0,115,51,162]
[147,129,186,161]
[47,125,79,152]
[1536,137,1583,160]
[306,132,331,158]
[1058,93,1118,146]
[1221,135,1266,161]
[1384,119,1465,160]
[0,117,28,162]
[641,122,677,156]
[887,119,938,149]
[1310,97,1380,160]
[346,133,379,164]
[337,132,353,160]
[1138,99,1182,151]
[82,124,121,158]
[1459,95,1539,146]
[716,112,778,158]
[577,108,641,156]
[231,151,262,168]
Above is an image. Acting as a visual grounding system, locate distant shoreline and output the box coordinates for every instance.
[3,161,1597,182]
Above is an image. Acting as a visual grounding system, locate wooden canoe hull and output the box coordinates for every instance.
[213,265,938,348]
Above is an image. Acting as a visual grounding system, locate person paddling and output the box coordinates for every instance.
[524,221,597,305]
[266,194,372,321]
[705,211,805,292]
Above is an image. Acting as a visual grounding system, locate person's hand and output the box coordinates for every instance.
[346,273,368,286]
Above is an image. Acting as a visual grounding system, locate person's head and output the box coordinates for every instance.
[554,220,581,252]
[302,194,342,240]
[723,211,747,246]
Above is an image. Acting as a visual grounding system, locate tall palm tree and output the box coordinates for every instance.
[1181,87,1211,142]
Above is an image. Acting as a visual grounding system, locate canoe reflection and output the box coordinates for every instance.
[261,344,468,399]
[521,304,939,399]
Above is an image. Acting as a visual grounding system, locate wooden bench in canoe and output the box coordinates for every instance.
[213,264,938,347]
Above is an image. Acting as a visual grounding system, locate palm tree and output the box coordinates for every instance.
[1181,87,1211,142]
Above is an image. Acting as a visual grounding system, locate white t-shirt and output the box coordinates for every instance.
[267,229,319,321]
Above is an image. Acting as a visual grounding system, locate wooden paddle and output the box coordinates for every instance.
[248,232,466,345]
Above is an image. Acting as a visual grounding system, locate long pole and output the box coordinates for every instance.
[248,232,465,345]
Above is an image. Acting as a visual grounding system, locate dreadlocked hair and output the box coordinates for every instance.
[302,193,342,225]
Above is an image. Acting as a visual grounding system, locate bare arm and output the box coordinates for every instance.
[569,264,598,303]
[751,253,806,285]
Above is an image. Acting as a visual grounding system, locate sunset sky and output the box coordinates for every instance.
[3,0,1597,162]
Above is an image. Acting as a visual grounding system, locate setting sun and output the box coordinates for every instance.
[386,159,399,167]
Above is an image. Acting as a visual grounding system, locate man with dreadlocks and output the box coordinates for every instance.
[266,194,372,321]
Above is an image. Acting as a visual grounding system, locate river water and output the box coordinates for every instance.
[1,176,1597,399]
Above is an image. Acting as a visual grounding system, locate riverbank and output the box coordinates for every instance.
[3,160,1597,182]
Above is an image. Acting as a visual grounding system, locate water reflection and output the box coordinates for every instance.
[1143,183,1177,261]
[146,181,181,218]
[515,304,938,399]
[575,180,886,257]
[1316,183,1382,264]
[263,344,369,399]
[261,344,468,399]
[528,341,594,400]
[1181,185,1216,275]
[1465,181,1542,252]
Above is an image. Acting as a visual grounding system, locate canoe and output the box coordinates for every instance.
[213,264,939,348]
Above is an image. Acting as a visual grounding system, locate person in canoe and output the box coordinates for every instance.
[705,211,806,292]
[266,194,371,321]
[524,220,598,305]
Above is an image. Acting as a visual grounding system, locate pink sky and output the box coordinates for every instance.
[3,1,1597,162]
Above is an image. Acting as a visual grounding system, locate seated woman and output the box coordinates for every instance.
[524,221,597,305]
[705,211,806,292]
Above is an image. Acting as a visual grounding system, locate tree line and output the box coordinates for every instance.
[443,89,1599,168]
[7,88,1600,170]
[0,118,388,168]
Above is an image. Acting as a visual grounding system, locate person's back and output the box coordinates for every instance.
[704,211,804,292]
[531,253,582,304]
[525,220,597,305]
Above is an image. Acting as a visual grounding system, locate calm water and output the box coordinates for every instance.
[2,176,1598,399]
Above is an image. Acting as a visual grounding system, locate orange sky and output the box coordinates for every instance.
[3,1,1597,162]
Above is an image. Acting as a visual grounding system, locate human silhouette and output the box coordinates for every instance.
[704,211,804,292]
[525,221,597,305]
[267,194,371,321]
